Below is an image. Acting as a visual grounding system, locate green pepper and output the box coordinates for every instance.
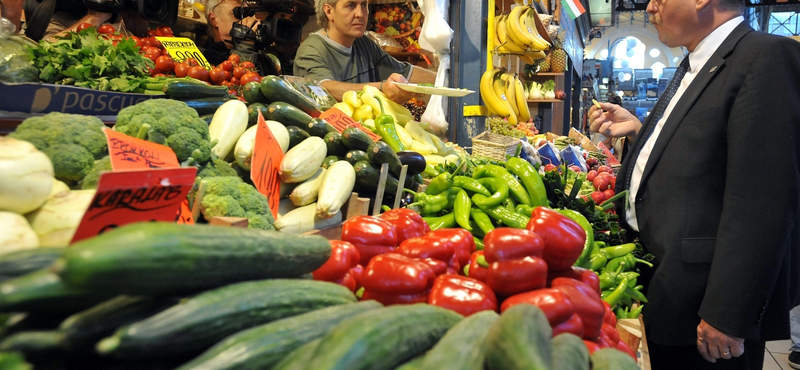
[422,213,456,231]
[373,98,405,152]
[503,197,516,214]
[470,208,495,235]
[408,187,460,215]
[454,188,472,231]
[451,176,491,196]
[599,265,624,290]
[471,177,509,208]
[423,164,439,179]
[625,285,648,303]
[589,249,608,271]
[469,220,485,238]
[473,237,484,251]
[478,203,530,229]
[619,272,640,288]
[604,256,629,273]
[600,243,637,260]
[515,204,534,217]
[425,172,453,195]
[505,157,549,207]
[618,253,654,269]
[626,305,644,319]
[603,276,630,309]
[472,164,532,206]
[557,209,595,269]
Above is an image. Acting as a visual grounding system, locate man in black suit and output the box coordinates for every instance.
[588,0,800,367]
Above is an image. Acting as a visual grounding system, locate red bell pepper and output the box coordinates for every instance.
[312,240,362,291]
[341,215,398,266]
[428,275,498,316]
[583,339,602,355]
[396,235,459,273]
[360,253,436,306]
[380,208,430,243]
[419,257,457,276]
[426,228,475,270]
[483,228,548,297]
[602,301,617,327]
[501,289,584,338]
[616,340,638,360]
[546,266,601,294]
[601,323,620,346]
[466,250,489,282]
[526,207,586,271]
[551,277,606,340]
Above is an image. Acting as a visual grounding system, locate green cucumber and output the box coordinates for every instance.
[395,355,427,370]
[418,310,499,370]
[163,79,228,100]
[341,126,373,151]
[247,102,269,128]
[175,301,381,370]
[485,304,552,370]
[324,132,348,158]
[0,331,63,356]
[321,155,339,169]
[0,352,33,370]
[259,76,322,117]
[590,348,639,370]
[266,101,313,129]
[53,222,332,296]
[286,126,311,149]
[183,97,232,116]
[345,149,369,165]
[60,296,177,352]
[306,303,463,370]
[242,81,269,104]
[353,160,399,194]
[0,269,112,314]
[551,333,590,370]
[97,279,356,359]
[0,248,65,281]
[271,338,322,370]
[306,118,337,138]
[368,140,404,177]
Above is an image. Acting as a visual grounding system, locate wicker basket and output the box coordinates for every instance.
[471,131,520,161]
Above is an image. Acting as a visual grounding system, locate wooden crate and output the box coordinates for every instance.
[302,192,371,240]
[617,313,652,370]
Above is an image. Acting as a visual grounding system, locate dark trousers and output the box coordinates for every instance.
[649,340,765,370]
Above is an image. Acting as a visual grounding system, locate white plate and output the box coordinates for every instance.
[394,83,475,97]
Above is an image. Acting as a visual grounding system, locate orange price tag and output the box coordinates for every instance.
[104,128,180,170]
[70,167,197,244]
[175,198,195,225]
[320,107,382,142]
[250,111,283,219]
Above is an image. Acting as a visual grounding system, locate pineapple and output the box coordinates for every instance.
[539,54,551,73]
[550,30,567,73]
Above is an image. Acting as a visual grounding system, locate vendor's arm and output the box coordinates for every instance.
[49,9,112,40]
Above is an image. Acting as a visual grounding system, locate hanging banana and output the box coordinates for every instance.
[492,71,518,125]
[501,72,521,118]
[480,68,512,117]
[514,74,531,122]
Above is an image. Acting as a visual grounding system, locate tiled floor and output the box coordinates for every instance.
[764,340,795,370]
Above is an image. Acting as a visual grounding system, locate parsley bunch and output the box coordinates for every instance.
[27,27,155,92]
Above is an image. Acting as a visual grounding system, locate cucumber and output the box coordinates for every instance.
[175,301,381,370]
[353,160,400,194]
[306,303,463,370]
[397,151,427,175]
[0,248,65,281]
[242,81,269,104]
[395,355,426,370]
[485,304,553,370]
[551,333,590,370]
[266,101,313,128]
[0,331,63,356]
[247,102,269,128]
[259,76,322,117]
[60,296,177,352]
[306,118,337,138]
[324,132,348,158]
[286,126,311,149]
[183,97,232,116]
[271,338,322,370]
[368,140,404,177]
[418,310,499,370]
[199,114,214,125]
[0,269,112,314]
[0,352,33,370]
[590,348,639,370]
[345,149,369,165]
[163,79,228,100]
[341,126,373,151]
[53,222,333,296]
[321,155,339,169]
[97,279,356,359]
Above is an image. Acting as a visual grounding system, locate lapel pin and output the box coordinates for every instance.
[709,66,718,72]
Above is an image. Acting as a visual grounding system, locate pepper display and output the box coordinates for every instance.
[505,157,548,207]
[500,288,584,338]
[360,253,436,305]
[373,98,405,152]
[428,275,498,317]
[551,277,606,340]
[312,240,362,292]
[380,208,430,243]
[396,235,459,273]
[526,207,586,271]
[465,250,489,282]
[421,213,456,230]
[557,209,595,269]
[473,164,532,206]
[427,228,475,269]
[471,177,509,208]
[341,215,398,266]
[482,228,548,297]
[453,188,473,231]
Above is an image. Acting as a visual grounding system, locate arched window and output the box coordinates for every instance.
[650,62,666,78]
[611,37,645,69]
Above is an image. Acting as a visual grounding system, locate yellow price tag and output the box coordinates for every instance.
[155,37,213,70]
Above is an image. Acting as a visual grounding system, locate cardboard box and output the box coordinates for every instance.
[0,81,163,116]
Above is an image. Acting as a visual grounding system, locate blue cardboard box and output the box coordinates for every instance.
[0,81,163,116]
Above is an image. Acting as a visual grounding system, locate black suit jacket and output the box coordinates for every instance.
[615,22,800,346]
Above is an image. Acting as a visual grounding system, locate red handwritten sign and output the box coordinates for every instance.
[251,112,283,219]
[104,128,180,170]
[320,107,382,141]
[70,167,197,244]
[175,198,195,225]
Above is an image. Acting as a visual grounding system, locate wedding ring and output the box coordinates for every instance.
[722,352,729,356]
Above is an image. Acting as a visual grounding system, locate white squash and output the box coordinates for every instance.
[289,168,326,206]
[209,100,248,160]
[234,120,290,171]
[316,161,355,219]
[280,137,326,183]
[26,190,95,247]
[275,203,342,234]
[0,137,54,214]
[0,211,39,254]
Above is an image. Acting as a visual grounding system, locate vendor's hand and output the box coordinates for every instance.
[588,101,641,142]
[696,319,745,363]
[49,10,112,40]
[382,73,421,104]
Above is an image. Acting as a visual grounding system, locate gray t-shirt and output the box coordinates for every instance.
[293,31,412,83]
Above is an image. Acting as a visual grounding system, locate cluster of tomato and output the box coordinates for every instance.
[171,54,262,88]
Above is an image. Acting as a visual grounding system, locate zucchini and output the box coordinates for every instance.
[286,126,310,149]
[183,97,231,116]
[324,132,348,158]
[0,248,65,281]
[395,355,427,370]
[247,102,269,128]
[0,269,112,314]
[289,168,326,206]
[341,126,373,151]
[353,160,400,194]
[163,79,228,100]
[316,161,356,219]
[345,149,369,165]
[234,120,290,171]
[274,202,343,234]
[0,331,63,356]
[418,310,499,370]
[485,304,553,370]
[53,222,333,296]
[271,338,322,370]
[321,155,339,169]
[174,301,381,370]
[368,140,404,178]
[265,101,313,128]
[97,279,356,359]
[242,81,269,104]
[209,99,249,160]
[551,333,590,370]
[590,348,639,370]
[307,304,463,370]
[397,151,427,175]
[306,118,337,138]
[281,137,327,183]
[259,76,322,117]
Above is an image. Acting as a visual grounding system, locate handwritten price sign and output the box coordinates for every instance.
[155,37,213,69]
[320,107,382,141]
[104,128,180,170]
[251,112,283,219]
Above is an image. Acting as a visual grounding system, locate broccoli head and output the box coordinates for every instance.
[42,143,95,184]
[167,127,211,163]
[80,156,112,189]
[201,194,246,219]
[198,176,275,230]
[197,158,237,179]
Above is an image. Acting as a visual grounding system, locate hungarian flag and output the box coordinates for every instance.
[561,0,586,19]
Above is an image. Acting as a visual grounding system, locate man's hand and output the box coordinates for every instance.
[588,101,642,142]
[696,319,746,363]
[382,73,421,104]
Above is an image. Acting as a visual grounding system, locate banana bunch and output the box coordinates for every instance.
[493,5,550,64]
[480,68,531,125]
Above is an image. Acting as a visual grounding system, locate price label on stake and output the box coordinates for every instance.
[320,107,382,141]
[251,111,283,219]
[175,198,195,225]
[70,167,197,244]
[155,36,213,69]
[104,128,180,170]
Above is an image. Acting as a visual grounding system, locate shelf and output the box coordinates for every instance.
[529,72,564,76]
[527,99,564,103]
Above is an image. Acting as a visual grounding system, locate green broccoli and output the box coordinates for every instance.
[197,158,238,179]
[198,176,275,230]
[81,156,112,189]
[9,112,108,185]
[114,99,210,162]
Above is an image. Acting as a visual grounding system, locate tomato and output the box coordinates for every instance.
[156,26,173,37]
[147,29,157,37]
[239,61,255,70]
[112,40,120,47]
[603,188,615,200]
[219,60,234,72]
[144,51,160,63]
[130,36,143,47]
[228,54,241,64]
[98,24,116,34]
[543,163,558,172]
[592,176,611,191]
[155,55,175,73]
[239,72,260,85]
[185,58,199,67]
[229,89,239,96]
[209,67,228,85]
[188,65,209,82]
[109,33,123,40]
[232,66,247,79]
[174,62,190,78]
[76,23,94,32]
[229,76,240,86]
[153,73,167,78]
[586,170,598,182]
[590,191,606,204]
[141,37,153,47]
[149,37,162,48]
